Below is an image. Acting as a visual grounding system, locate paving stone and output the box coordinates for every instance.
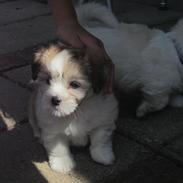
[162,136,183,163]
[116,0,183,11]
[0,0,50,26]
[0,124,48,183]
[0,77,30,128]
[17,45,38,64]
[72,134,152,183]
[169,0,183,11]
[116,102,183,149]
[104,155,183,183]
[113,1,183,26]
[0,43,52,73]
[0,52,29,72]
[3,65,32,86]
[0,15,56,54]
[120,0,159,6]
[1,123,183,183]
[16,41,58,63]
[0,123,151,183]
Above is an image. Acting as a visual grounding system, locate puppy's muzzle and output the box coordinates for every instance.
[51,96,61,106]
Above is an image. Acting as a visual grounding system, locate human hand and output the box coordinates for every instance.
[57,22,114,94]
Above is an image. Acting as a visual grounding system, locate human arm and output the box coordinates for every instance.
[47,0,114,93]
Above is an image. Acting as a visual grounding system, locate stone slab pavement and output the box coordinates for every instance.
[1,0,183,183]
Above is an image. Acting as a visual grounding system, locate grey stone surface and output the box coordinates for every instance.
[162,136,183,163]
[1,123,183,183]
[0,0,50,26]
[118,0,183,11]
[0,52,29,72]
[169,0,183,11]
[116,101,183,149]
[3,65,32,86]
[0,77,30,125]
[0,124,48,183]
[113,1,183,26]
[0,15,56,54]
[17,45,39,64]
[123,0,159,6]
[104,155,183,183]
[72,133,152,183]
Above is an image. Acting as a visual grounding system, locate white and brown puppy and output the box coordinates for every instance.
[29,44,118,173]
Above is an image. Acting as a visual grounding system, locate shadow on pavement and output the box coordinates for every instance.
[0,123,48,183]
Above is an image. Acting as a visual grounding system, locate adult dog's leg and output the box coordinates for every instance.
[136,93,169,117]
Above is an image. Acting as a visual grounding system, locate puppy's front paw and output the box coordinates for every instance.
[90,146,115,165]
[49,155,75,173]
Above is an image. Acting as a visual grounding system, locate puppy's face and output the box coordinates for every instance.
[32,44,105,117]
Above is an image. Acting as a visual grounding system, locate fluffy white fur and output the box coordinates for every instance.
[29,48,118,173]
[77,3,183,117]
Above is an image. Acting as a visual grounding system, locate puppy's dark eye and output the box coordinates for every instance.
[46,78,50,85]
[70,81,81,89]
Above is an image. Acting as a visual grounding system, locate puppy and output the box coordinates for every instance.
[76,3,183,117]
[29,44,118,173]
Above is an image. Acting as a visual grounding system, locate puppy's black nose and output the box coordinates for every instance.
[51,96,61,106]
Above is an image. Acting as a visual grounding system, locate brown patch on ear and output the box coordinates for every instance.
[67,48,112,94]
[89,52,114,94]
[32,44,64,80]
[67,48,92,78]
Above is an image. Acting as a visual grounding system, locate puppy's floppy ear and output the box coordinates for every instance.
[88,51,113,93]
[67,48,105,93]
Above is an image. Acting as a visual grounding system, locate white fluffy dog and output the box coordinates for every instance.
[29,45,118,173]
[76,3,183,117]
[29,2,183,173]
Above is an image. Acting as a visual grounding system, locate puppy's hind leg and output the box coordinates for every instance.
[136,93,169,118]
[89,125,115,165]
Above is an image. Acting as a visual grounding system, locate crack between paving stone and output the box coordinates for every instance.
[0,63,30,73]
[161,132,183,147]
[0,13,51,27]
[116,130,183,169]
[0,73,31,91]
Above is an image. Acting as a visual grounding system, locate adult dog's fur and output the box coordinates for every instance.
[76,3,183,117]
